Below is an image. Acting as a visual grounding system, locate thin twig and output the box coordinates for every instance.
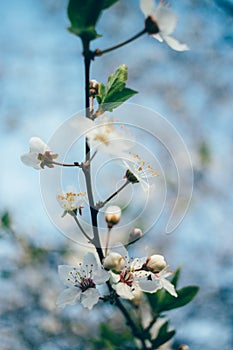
[105,227,112,257]
[52,161,80,167]
[94,28,146,57]
[70,213,92,242]
[98,180,130,209]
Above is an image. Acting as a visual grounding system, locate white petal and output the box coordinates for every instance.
[138,279,161,293]
[29,137,49,153]
[56,287,81,308]
[140,0,155,17]
[152,33,163,42]
[82,253,98,271]
[131,257,146,270]
[161,278,178,297]
[163,35,189,52]
[114,283,134,300]
[70,117,94,135]
[21,153,40,169]
[155,6,178,35]
[80,288,100,309]
[58,265,78,287]
[93,268,110,284]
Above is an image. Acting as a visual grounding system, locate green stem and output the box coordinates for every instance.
[94,28,146,57]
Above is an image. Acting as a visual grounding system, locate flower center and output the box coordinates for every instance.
[120,269,134,286]
[67,265,96,291]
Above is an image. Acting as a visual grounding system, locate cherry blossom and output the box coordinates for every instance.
[56,253,110,310]
[21,137,58,170]
[73,115,133,157]
[57,186,86,217]
[138,269,178,297]
[123,152,159,191]
[140,0,189,51]
[107,244,177,299]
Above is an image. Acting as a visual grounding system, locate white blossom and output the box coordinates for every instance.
[57,186,86,217]
[140,0,189,51]
[74,115,133,157]
[138,269,178,297]
[21,137,58,169]
[108,244,177,299]
[123,152,159,191]
[56,253,110,310]
[109,244,148,300]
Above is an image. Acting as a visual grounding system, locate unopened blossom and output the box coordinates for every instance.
[57,187,86,217]
[105,205,121,228]
[89,79,99,97]
[140,0,189,51]
[143,254,167,273]
[123,152,159,191]
[56,253,110,310]
[21,137,58,169]
[103,252,125,272]
[128,227,143,244]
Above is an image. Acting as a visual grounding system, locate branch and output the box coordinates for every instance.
[94,28,146,57]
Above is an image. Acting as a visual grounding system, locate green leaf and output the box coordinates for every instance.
[159,286,199,312]
[170,267,181,288]
[151,321,176,348]
[67,0,119,42]
[102,0,119,9]
[1,211,11,229]
[97,65,138,113]
[145,285,199,315]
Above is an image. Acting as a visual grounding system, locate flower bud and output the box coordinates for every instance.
[103,252,125,272]
[105,206,121,228]
[89,79,99,97]
[129,228,142,244]
[178,345,189,350]
[145,254,167,273]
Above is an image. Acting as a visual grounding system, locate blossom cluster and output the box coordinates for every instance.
[57,244,177,310]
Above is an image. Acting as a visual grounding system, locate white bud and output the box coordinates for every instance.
[129,228,142,244]
[103,252,125,272]
[105,206,121,228]
[178,345,190,350]
[89,79,99,96]
[145,254,167,273]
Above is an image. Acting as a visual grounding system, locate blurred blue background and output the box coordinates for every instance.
[1,0,233,349]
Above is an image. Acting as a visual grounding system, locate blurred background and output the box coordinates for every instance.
[1,0,233,349]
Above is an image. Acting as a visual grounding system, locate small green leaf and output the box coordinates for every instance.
[145,284,199,315]
[102,0,119,9]
[170,267,181,288]
[1,211,11,229]
[97,65,138,113]
[157,286,199,313]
